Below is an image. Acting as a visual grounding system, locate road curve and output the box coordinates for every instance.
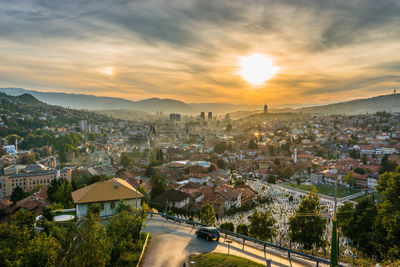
[142,215,329,267]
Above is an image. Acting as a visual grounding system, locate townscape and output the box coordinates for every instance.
[1,1,400,266]
[1,91,400,266]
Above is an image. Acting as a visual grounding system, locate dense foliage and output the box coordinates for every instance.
[200,202,216,226]
[338,168,400,261]
[289,190,326,250]
[0,204,147,267]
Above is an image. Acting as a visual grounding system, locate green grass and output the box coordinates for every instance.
[189,253,263,267]
[286,183,360,198]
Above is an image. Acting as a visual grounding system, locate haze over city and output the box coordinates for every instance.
[1,0,400,106]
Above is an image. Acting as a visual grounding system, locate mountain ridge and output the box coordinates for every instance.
[1,87,399,115]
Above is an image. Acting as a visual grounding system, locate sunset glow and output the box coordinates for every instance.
[239,54,279,86]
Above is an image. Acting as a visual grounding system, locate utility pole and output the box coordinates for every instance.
[330,176,338,267]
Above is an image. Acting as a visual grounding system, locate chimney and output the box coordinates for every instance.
[114,181,118,189]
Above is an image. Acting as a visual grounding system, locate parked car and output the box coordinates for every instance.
[195,227,220,241]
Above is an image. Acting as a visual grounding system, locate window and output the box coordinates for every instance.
[111,202,115,209]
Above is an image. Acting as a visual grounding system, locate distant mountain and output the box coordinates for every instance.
[1,87,399,116]
[0,88,195,114]
[0,88,264,115]
[297,93,400,114]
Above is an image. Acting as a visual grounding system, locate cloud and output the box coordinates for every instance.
[0,0,399,106]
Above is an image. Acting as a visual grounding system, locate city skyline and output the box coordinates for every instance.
[1,0,400,106]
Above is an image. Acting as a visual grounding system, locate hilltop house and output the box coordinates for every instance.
[71,178,144,219]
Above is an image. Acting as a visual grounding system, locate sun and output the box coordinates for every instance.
[239,53,279,85]
[100,66,114,76]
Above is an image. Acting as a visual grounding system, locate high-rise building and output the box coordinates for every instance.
[264,104,268,114]
[169,113,181,121]
[208,112,212,120]
[200,112,205,120]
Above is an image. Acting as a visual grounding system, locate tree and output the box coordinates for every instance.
[214,141,232,154]
[349,149,360,159]
[42,207,54,221]
[354,167,366,175]
[375,170,400,259]
[216,159,227,169]
[362,154,368,165]
[49,180,74,208]
[10,186,29,204]
[379,154,398,174]
[145,166,155,177]
[0,212,33,265]
[220,222,234,232]
[267,175,276,184]
[337,202,354,237]
[342,172,357,188]
[248,209,276,241]
[283,166,295,179]
[107,208,146,264]
[155,148,164,163]
[337,197,377,256]
[248,139,258,149]
[207,164,216,173]
[150,173,167,199]
[22,232,62,267]
[236,224,249,236]
[67,213,112,267]
[20,152,38,164]
[137,186,149,204]
[0,148,7,157]
[10,209,36,229]
[120,152,133,168]
[289,190,326,250]
[6,134,20,145]
[200,202,216,226]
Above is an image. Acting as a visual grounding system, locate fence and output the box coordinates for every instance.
[149,212,342,267]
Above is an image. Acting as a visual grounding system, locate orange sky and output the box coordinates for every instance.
[1,0,399,106]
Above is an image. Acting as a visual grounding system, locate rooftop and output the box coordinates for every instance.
[71,178,144,204]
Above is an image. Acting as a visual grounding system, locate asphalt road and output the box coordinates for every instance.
[142,216,329,267]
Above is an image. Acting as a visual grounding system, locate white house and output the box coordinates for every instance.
[71,178,144,219]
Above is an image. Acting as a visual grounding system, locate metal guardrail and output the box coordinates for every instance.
[150,212,341,266]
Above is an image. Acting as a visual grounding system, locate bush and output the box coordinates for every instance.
[220,222,235,232]
[236,224,249,236]
[42,207,54,221]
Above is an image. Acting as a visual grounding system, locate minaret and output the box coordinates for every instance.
[15,139,18,153]
[264,104,268,114]
[294,147,297,163]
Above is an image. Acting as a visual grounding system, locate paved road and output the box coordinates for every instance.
[142,216,329,267]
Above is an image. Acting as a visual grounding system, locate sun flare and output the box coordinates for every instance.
[239,54,279,85]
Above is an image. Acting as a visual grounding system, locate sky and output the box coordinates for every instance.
[1,0,400,107]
